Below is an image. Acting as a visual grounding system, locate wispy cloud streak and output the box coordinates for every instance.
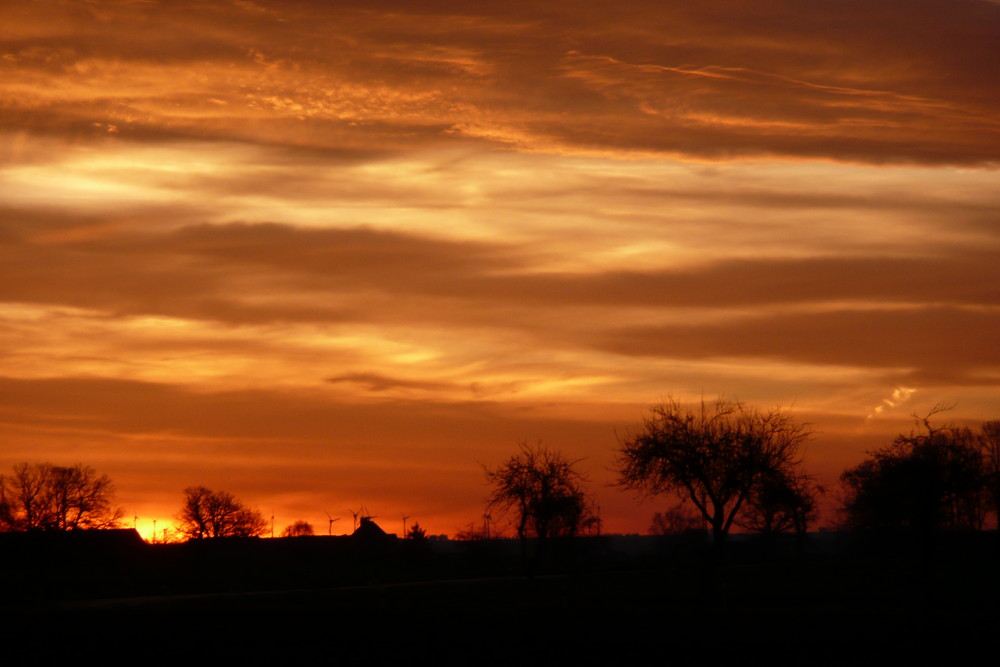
[867,386,917,420]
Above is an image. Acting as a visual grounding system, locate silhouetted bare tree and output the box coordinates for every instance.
[0,482,12,531]
[0,463,123,531]
[980,420,1000,524]
[485,443,592,541]
[280,520,314,537]
[616,398,812,545]
[176,486,267,539]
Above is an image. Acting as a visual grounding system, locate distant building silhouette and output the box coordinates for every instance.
[353,516,392,540]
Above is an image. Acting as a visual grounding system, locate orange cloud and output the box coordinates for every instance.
[1,0,998,535]
[2,1,999,163]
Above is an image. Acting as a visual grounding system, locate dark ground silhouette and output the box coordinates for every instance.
[1,529,998,662]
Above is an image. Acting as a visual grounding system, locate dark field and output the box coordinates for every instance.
[2,531,997,663]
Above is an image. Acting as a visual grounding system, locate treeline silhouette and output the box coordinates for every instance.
[2,515,997,661]
[3,401,999,541]
[841,407,1000,535]
[0,462,123,532]
[2,401,999,661]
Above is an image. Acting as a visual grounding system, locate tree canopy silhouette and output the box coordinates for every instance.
[737,466,822,537]
[0,462,124,532]
[280,520,314,537]
[616,398,813,544]
[485,443,592,541]
[840,410,991,533]
[649,503,703,536]
[406,522,427,541]
[175,486,267,539]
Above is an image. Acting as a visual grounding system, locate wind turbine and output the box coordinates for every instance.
[349,508,361,532]
[324,511,340,536]
[401,514,410,537]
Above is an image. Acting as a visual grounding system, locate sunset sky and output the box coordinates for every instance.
[2,0,999,539]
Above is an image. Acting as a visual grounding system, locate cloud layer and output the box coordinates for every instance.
[3,0,999,164]
[1,0,998,535]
